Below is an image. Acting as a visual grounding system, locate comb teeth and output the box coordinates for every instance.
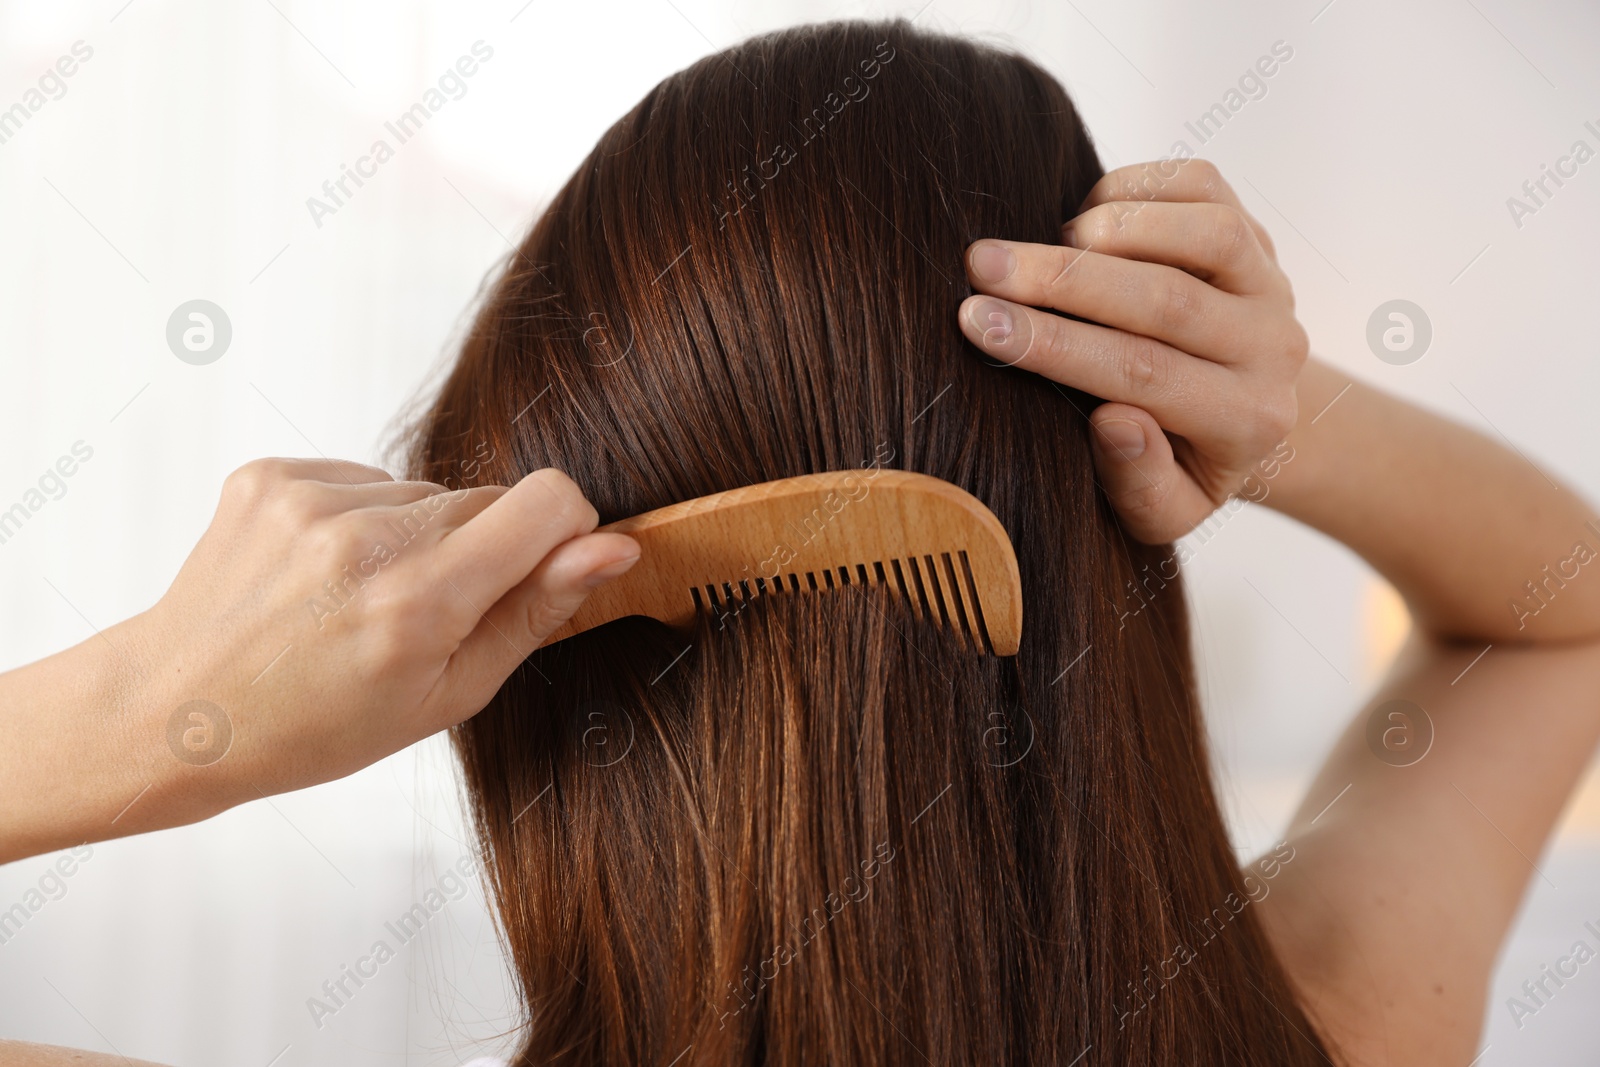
[690,550,995,654]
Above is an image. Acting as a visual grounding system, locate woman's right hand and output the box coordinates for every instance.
[0,458,640,861]
[139,459,642,811]
[957,158,1309,543]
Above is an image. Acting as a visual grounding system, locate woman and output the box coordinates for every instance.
[4,17,1599,1067]
[395,18,1600,1066]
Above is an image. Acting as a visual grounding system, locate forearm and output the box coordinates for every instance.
[0,460,638,868]
[0,614,215,867]
[1264,358,1600,644]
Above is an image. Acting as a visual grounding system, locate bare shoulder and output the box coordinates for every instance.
[1254,635,1600,1066]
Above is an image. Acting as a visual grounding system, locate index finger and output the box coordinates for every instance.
[1079,159,1275,258]
[262,457,396,485]
[432,467,602,612]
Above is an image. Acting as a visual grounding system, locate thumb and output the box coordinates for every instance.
[438,531,640,720]
[1088,403,1216,544]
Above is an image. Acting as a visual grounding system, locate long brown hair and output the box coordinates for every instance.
[403,19,1332,1065]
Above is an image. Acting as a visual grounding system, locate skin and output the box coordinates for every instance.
[958,158,1600,1065]
[5,159,1598,1064]
[0,1043,165,1067]
[0,461,640,865]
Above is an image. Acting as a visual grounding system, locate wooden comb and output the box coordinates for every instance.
[540,470,1022,655]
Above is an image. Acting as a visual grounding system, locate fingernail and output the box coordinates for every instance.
[968,241,1016,283]
[1095,418,1146,459]
[584,552,640,588]
[968,298,1013,344]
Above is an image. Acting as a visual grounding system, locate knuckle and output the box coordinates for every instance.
[362,568,444,642]
[457,483,507,509]
[1077,204,1123,248]
[1036,313,1074,367]
[523,593,577,642]
[222,458,286,504]
[563,492,600,533]
[368,577,429,627]
[366,612,420,671]
[1042,245,1086,296]
[1182,158,1225,198]
[1118,334,1170,395]
[1262,268,1296,312]
[1112,473,1173,524]
[528,468,599,531]
[276,478,326,519]
[1114,170,1153,202]
[307,511,372,564]
[1210,206,1254,265]
[1157,278,1202,332]
[1279,318,1311,367]
[1256,225,1280,261]
[396,495,446,535]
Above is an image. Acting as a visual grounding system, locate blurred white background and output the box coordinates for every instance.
[0,0,1596,1063]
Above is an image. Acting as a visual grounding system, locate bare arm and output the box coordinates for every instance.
[1255,364,1600,1065]
[1267,357,1600,644]
[0,460,638,866]
[959,157,1600,1066]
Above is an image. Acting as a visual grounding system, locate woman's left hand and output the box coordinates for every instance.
[957,158,1309,543]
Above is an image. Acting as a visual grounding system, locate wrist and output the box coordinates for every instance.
[1251,357,1348,523]
[113,604,243,835]
[0,608,234,865]
[57,608,226,848]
